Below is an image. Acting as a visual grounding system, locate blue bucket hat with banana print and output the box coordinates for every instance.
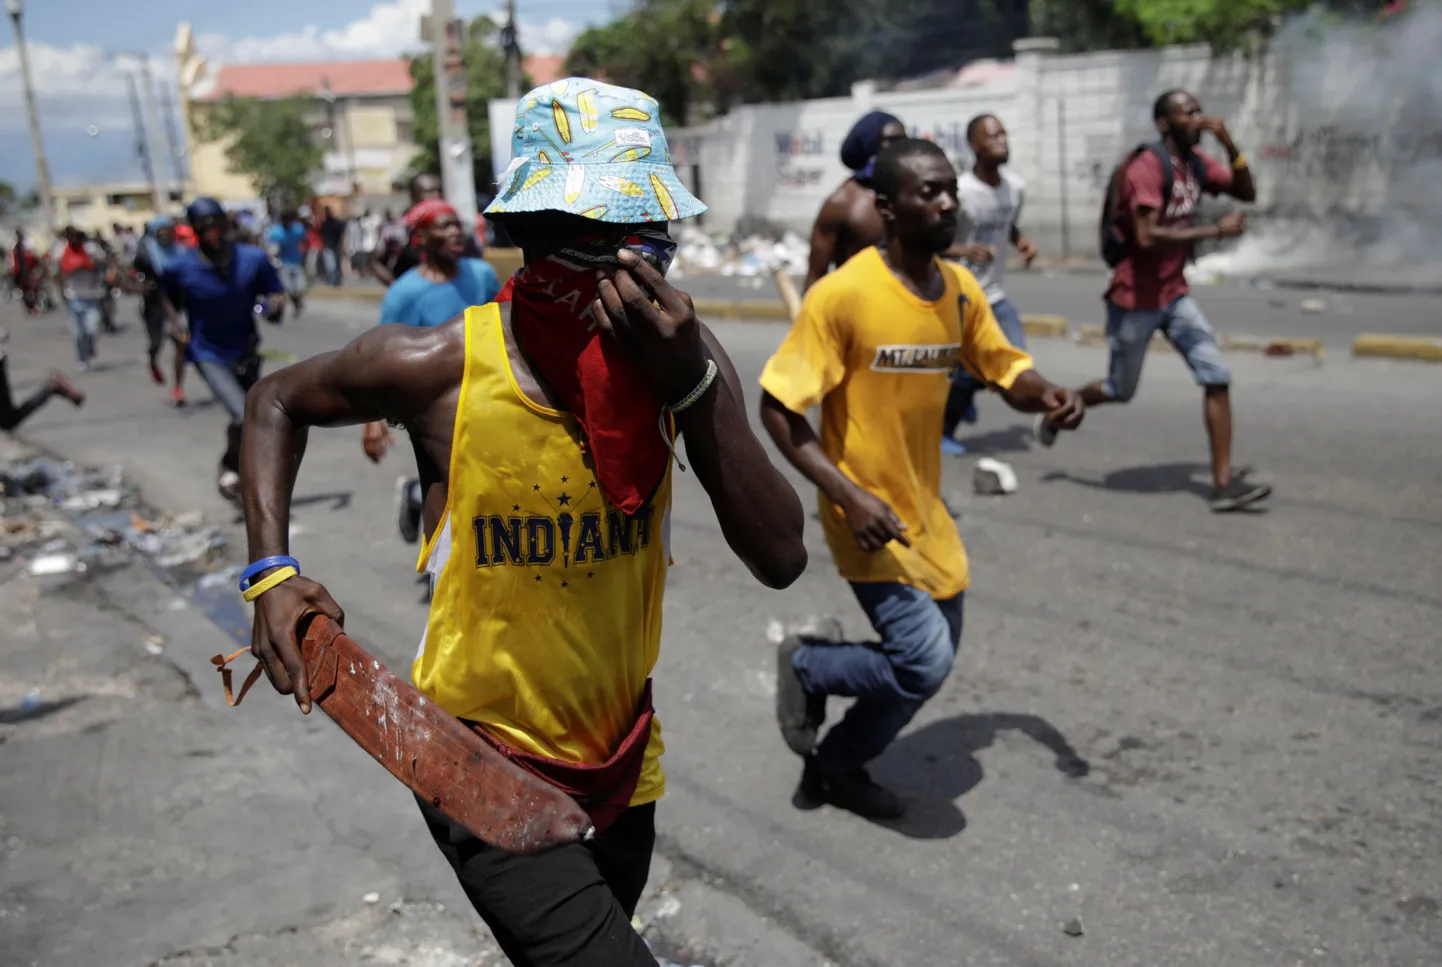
[485,77,706,225]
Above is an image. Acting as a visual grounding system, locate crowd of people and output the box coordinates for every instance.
[3,75,1274,965]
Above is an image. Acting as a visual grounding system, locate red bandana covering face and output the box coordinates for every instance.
[504,233,677,516]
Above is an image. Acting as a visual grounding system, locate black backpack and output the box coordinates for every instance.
[1099,142,1206,267]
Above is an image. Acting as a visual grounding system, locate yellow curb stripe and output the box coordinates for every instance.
[1352,334,1442,362]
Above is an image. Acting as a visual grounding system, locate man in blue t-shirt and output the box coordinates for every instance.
[364,199,500,544]
[160,197,284,503]
[266,210,309,317]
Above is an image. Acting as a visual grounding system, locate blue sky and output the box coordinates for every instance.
[0,0,613,190]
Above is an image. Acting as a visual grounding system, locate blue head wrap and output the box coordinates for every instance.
[840,111,903,176]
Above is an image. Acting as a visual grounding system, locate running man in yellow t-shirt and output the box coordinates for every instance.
[235,80,807,965]
[760,138,1085,819]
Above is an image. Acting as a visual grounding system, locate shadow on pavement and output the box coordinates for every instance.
[870,712,1091,840]
[1040,461,1213,500]
[0,695,86,724]
[293,490,354,511]
[954,423,1035,455]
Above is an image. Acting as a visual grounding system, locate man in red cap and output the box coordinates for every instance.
[369,173,484,286]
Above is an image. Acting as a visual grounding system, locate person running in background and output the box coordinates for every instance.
[0,327,85,431]
[57,228,110,372]
[10,230,42,315]
[319,207,346,286]
[804,111,907,292]
[760,139,1084,819]
[159,198,285,503]
[369,173,483,286]
[361,199,501,544]
[941,113,1037,456]
[1045,89,1270,513]
[129,216,186,394]
[266,211,309,317]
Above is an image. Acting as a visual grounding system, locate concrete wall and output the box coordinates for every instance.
[486,11,1441,265]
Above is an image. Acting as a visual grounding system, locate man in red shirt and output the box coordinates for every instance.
[1040,90,1270,512]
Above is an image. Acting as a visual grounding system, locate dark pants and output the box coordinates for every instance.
[0,358,53,432]
[417,797,658,967]
[195,354,261,473]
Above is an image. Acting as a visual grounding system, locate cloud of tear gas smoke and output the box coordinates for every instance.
[1194,2,1442,277]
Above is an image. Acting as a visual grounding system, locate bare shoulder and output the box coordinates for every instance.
[318,315,467,399]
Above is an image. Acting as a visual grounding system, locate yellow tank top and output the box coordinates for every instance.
[412,303,671,806]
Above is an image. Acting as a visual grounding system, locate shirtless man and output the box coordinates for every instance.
[804,111,906,291]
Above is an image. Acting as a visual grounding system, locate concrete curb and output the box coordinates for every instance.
[1076,324,1325,360]
[308,285,1078,341]
[1351,334,1442,363]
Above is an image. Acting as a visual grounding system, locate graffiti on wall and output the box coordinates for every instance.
[774,130,828,189]
[1259,125,1442,181]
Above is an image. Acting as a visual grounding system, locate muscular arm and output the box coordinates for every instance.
[1132,208,1224,251]
[804,194,847,292]
[759,391,857,507]
[675,328,807,589]
[1209,127,1256,203]
[1000,369,1074,414]
[241,324,459,568]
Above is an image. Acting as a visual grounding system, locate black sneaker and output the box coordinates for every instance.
[1034,412,1059,448]
[795,757,905,819]
[776,635,826,756]
[396,476,422,544]
[1210,470,1272,512]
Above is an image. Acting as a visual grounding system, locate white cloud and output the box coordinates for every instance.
[0,1,582,185]
[0,40,174,138]
[195,1,581,65]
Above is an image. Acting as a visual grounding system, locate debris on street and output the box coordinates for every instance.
[672,225,808,279]
[1,454,226,579]
[973,457,1019,495]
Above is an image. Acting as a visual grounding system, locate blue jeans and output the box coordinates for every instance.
[66,299,101,364]
[945,298,1026,435]
[1102,295,1231,402]
[196,354,262,472]
[793,583,964,773]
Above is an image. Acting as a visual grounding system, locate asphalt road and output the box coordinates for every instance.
[672,269,1442,352]
[3,295,1440,966]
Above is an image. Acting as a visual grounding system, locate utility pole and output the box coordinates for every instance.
[135,56,173,213]
[502,0,522,99]
[125,71,160,209]
[6,0,55,232]
[158,82,186,197]
[427,0,477,227]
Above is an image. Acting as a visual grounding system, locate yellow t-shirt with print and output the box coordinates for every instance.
[759,246,1033,600]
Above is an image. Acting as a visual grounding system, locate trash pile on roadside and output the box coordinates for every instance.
[671,225,809,279]
[0,456,226,579]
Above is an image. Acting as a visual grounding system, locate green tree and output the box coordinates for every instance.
[407,15,516,187]
[195,95,323,205]
[1111,0,1312,47]
[566,0,721,125]
[0,180,16,217]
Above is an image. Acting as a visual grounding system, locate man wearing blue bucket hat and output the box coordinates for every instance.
[236,79,806,964]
